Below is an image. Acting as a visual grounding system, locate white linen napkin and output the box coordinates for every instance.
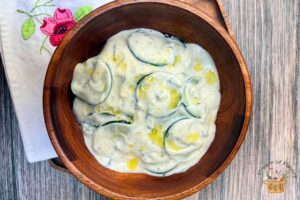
[0,0,113,162]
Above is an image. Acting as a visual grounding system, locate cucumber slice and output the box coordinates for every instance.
[73,97,94,121]
[139,147,170,164]
[127,29,176,66]
[187,44,217,70]
[164,117,189,138]
[93,121,131,156]
[71,58,112,105]
[84,112,115,126]
[135,72,182,117]
[182,77,208,119]
[102,120,131,126]
[81,112,132,136]
[163,33,186,48]
[81,121,97,136]
[164,118,208,157]
[145,161,177,175]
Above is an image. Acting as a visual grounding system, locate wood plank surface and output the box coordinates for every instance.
[0,0,299,199]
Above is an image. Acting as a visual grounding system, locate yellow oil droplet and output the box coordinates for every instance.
[148,126,164,147]
[115,51,125,64]
[94,106,100,113]
[146,76,154,84]
[167,139,183,151]
[193,62,203,72]
[129,85,135,92]
[190,96,200,105]
[119,62,127,72]
[128,144,134,149]
[185,132,200,143]
[103,108,121,116]
[169,89,181,109]
[104,55,115,63]
[86,67,94,76]
[127,158,139,171]
[205,70,218,85]
[138,90,147,100]
[112,110,121,115]
[168,56,181,68]
[174,55,181,65]
[138,83,151,100]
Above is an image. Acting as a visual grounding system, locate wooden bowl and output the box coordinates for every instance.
[43,0,252,199]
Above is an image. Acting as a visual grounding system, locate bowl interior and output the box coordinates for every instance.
[45,1,246,199]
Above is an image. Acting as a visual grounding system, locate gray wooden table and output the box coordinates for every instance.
[1,0,299,199]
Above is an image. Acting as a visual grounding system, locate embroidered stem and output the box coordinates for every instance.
[40,36,52,55]
[29,0,55,13]
[32,13,52,17]
[16,9,43,24]
[34,0,41,7]
[43,0,55,6]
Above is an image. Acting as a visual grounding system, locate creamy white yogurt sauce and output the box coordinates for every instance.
[71,28,221,176]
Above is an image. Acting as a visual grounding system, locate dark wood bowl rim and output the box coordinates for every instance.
[43,0,252,199]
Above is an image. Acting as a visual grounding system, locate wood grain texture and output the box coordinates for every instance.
[189,0,300,200]
[180,0,227,30]
[0,0,299,200]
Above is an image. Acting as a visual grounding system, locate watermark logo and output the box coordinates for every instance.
[257,160,297,193]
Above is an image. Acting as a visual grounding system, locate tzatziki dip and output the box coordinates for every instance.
[71,28,221,176]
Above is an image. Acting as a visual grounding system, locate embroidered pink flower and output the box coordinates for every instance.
[40,8,75,46]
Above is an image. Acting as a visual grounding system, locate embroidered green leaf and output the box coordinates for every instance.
[21,18,35,40]
[74,6,93,21]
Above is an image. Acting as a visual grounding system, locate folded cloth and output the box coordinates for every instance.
[0,0,113,162]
